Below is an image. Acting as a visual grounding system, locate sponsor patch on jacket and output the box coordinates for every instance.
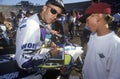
[21,43,36,49]
[98,53,105,58]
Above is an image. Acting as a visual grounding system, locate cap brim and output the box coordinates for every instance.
[52,3,66,14]
[46,1,66,14]
[51,3,66,14]
[79,14,91,23]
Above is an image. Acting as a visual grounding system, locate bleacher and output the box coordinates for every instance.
[0,1,91,18]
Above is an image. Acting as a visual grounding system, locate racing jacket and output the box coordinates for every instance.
[15,13,51,69]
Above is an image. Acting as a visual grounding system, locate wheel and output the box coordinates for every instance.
[59,75,69,79]
[59,69,83,79]
[42,69,60,79]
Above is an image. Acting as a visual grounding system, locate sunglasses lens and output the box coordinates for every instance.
[50,9,57,14]
[48,6,62,18]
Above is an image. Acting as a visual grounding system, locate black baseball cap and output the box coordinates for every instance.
[46,0,66,14]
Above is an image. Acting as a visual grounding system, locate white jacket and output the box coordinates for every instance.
[15,13,51,69]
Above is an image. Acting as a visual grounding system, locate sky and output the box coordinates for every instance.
[0,0,90,5]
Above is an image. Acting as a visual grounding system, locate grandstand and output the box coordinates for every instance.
[0,1,91,18]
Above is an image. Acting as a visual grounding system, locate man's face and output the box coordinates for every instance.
[42,4,63,24]
[86,14,99,32]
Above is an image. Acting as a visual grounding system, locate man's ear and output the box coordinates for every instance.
[42,5,47,12]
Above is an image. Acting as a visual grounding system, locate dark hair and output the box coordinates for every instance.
[103,14,114,24]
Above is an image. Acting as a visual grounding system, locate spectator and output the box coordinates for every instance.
[111,9,120,33]
[21,10,34,24]
[10,11,18,30]
[82,2,120,79]
[0,12,10,46]
[68,10,76,39]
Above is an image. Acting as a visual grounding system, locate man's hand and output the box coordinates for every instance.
[49,42,60,57]
[50,42,57,48]
[50,47,60,57]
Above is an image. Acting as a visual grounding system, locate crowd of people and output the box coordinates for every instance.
[0,0,120,79]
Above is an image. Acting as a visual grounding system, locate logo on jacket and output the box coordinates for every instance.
[21,43,36,49]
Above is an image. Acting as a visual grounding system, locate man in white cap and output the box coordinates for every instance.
[15,0,66,70]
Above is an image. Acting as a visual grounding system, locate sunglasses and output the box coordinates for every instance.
[47,6,62,18]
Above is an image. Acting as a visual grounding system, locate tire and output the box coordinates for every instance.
[59,74,69,79]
